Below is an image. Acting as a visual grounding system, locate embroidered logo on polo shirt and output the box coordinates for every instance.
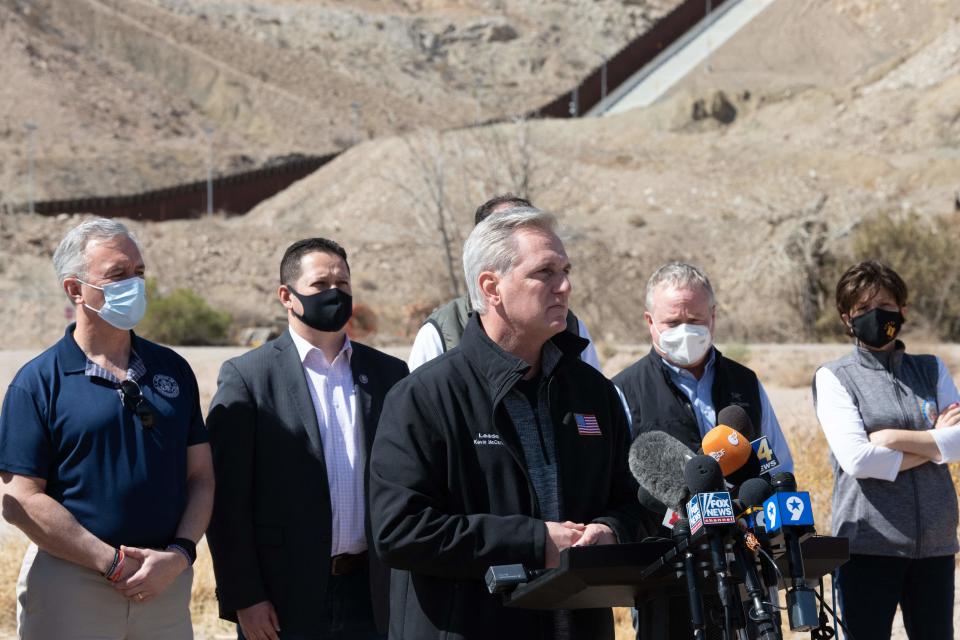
[153,374,180,398]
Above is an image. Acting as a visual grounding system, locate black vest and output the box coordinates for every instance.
[612,347,762,451]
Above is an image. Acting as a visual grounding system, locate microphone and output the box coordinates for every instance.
[717,405,759,441]
[684,453,725,495]
[485,564,548,594]
[701,424,761,487]
[765,472,818,632]
[629,430,695,519]
[683,455,745,636]
[737,477,780,626]
[737,477,775,526]
[718,404,783,476]
[730,499,782,640]
[671,518,706,640]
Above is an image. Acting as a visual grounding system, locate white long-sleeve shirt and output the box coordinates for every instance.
[407,317,602,372]
[814,357,960,482]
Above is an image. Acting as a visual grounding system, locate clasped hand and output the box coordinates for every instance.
[544,521,616,568]
[112,546,189,603]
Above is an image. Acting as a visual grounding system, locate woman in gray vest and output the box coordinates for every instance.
[814,261,960,639]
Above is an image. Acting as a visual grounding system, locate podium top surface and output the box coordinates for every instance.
[503,536,849,610]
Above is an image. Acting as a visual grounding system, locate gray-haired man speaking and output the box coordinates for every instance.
[369,207,642,640]
[0,218,213,639]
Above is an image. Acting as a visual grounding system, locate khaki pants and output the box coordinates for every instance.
[17,544,194,640]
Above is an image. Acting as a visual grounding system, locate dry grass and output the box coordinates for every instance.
[0,534,26,635]
[0,534,232,639]
[1,345,956,639]
[191,539,236,639]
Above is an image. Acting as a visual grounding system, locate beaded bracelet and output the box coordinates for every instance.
[105,548,126,582]
[103,548,120,579]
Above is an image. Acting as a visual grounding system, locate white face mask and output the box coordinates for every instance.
[657,323,712,366]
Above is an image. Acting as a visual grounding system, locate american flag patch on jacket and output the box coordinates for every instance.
[574,413,601,436]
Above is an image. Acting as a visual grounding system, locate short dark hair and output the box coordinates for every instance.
[835,260,908,322]
[474,194,534,225]
[280,238,349,286]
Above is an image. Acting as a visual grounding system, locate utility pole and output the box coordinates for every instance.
[351,102,361,146]
[24,121,37,215]
[474,77,483,125]
[202,125,214,216]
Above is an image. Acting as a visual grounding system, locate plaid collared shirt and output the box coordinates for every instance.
[288,328,366,556]
[84,350,147,399]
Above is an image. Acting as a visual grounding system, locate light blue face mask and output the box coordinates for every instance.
[79,276,147,330]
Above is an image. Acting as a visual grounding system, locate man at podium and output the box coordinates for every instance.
[369,207,643,639]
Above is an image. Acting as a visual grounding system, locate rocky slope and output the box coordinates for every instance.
[3,0,960,349]
[0,0,678,203]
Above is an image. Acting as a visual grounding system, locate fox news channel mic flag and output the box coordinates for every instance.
[687,491,736,535]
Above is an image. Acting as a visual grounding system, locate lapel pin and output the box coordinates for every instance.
[358,374,369,384]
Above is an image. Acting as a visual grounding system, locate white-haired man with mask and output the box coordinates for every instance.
[369,207,643,640]
[614,262,793,465]
[0,218,214,639]
[613,262,793,640]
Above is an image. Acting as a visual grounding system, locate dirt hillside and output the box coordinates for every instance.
[3,0,960,349]
[0,0,679,203]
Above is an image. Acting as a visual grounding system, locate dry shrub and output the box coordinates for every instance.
[842,210,960,341]
[720,343,751,366]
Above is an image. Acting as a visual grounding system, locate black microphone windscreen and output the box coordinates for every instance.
[684,454,725,494]
[629,430,695,509]
[771,471,798,493]
[725,450,761,487]
[717,405,758,441]
[739,477,774,509]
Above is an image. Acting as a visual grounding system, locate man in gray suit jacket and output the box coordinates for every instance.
[206,238,408,640]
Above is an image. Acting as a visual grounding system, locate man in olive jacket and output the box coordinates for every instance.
[369,207,642,640]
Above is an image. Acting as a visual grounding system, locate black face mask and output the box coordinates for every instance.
[290,287,353,332]
[850,308,904,348]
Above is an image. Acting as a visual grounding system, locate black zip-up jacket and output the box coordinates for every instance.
[369,315,643,640]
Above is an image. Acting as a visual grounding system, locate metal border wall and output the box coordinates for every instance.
[16,0,727,221]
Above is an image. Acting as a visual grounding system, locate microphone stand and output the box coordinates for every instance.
[704,530,746,640]
[730,529,782,640]
[672,519,707,640]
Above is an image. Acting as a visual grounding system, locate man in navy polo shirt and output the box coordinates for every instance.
[0,218,214,639]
